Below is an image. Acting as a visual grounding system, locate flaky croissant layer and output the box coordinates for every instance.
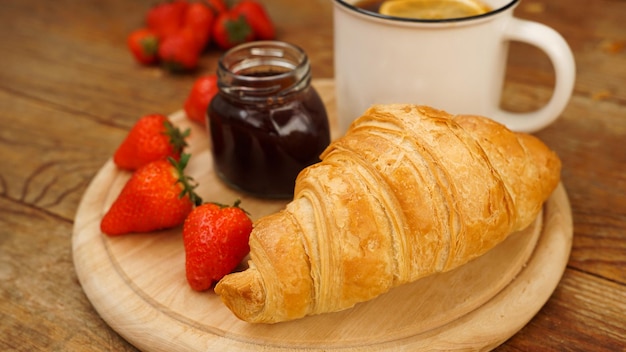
[215,104,561,324]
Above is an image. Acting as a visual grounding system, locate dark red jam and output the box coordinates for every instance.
[207,41,330,199]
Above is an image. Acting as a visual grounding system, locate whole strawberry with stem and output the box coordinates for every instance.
[183,200,253,291]
[113,113,189,171]
[230,0,276,40]
[101,154,202,236]
[212,11,254,50]
[127,28,159,65]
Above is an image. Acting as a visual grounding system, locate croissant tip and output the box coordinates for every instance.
[215,269,266,323]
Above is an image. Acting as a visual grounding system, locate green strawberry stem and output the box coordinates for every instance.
[140,35,159,56]
[168,154,202,206]
[227,16,253,43]
[223,0,238,8]
[163,119,190,155]
[211,199,251,216]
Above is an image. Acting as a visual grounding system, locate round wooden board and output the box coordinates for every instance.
[73,79,573,352]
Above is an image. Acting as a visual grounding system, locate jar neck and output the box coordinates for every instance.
[216,41,311,104]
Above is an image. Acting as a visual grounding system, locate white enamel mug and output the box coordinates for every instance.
[333,0,576,133]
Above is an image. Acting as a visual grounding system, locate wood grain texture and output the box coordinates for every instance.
[0,198,136,352]
[73,80,573,351]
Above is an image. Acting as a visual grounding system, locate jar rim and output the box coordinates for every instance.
[217,41,310,87]
[216,41,312,101]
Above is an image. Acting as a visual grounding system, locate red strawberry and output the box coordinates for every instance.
[183,74,218,126]
[127,28,159,65]
[146,0,189,39]
[212,11,254,50]
[158,27,201,72]
[101,154,202,236]
[183,2,215,51]
[113,114,189,171]
[205,0,228,15]
[230,0,275,40]
[183,200,253,291]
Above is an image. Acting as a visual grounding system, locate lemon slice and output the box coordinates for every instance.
[379,0,491,20]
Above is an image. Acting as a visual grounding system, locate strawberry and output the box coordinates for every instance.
[113,114,189,171]
[146,0,189,40]
[158,27,201,72]
[183,74,219,126]
[101,154,202,236]
[183,200,253,291]
[205,0,228,15]
[127,28,159,65]
[183,2,215,51]
[230,0,275,40]
[212,11,254,50]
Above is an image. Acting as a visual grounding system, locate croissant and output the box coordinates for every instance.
[215,104,561,324]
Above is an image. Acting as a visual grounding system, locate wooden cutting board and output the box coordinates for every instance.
[72,79,573,352]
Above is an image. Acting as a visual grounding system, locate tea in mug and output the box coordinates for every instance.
[354,0,492,20]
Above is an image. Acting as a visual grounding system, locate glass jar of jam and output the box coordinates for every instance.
[208,41,331,199]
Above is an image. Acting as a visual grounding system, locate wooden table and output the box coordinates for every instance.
[1,0,624,350]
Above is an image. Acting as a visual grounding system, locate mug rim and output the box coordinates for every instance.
[333,0,519,24]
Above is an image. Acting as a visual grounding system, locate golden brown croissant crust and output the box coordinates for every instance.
[215,104,561,324]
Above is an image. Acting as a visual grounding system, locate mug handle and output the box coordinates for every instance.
[498,18,576,133]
